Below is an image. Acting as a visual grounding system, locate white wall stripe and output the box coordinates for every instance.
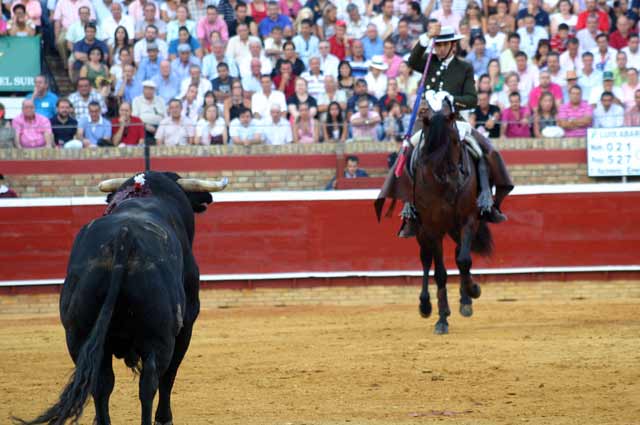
[2,265,638,287]
[1,183,639,208]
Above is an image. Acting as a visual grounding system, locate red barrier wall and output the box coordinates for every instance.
[0,189,638,284]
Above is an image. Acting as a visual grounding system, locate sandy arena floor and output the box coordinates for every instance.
[1,297,640,425]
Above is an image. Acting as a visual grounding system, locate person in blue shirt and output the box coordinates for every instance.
[171,44,202,83]
[466,35,498,79]
[153,60,181,103]
[136,42,163,82]
[361,24,384,60]
[258,1,292,38]
[77,101,112,147]
[292,19,320,68]
[168,26,202,59]
[115,64,143,104]
[26,75,58,119]
[72,23,110,75]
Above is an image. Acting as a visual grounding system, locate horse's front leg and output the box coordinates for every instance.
[418,243,433,318]
[431,237,450,335]
[456,219,482,317]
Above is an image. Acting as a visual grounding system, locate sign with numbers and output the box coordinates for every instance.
[587,127,640,177]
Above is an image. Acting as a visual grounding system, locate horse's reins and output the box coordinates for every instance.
[394,38,435,178]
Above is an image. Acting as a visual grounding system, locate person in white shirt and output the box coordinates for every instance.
[429,0,461,31]
[134,25,168,64]
[237,39,272,79]
[593,91,625,128]
[337,0,366,21]
[202,39,239,80]
[251,74,287,120]
[515,51,539,102]
[500,32,521,74]
[156,99,195,146]
[301,57,325,99]
[575,15,600,52]
[196,104,227,145]
[370,0,399,41]
[485,16,506,53]
[621,34,640,70]
[559,38,582,75]
[100,2,135,46]
[364,56,388,99]
[263,104,293,145]
[225,22,261,63]
[344,3,369,40]
[516,14,549,59]
[179,65,213,99]
[589,33,618,73]
[578,51,603,102]
[318,40,340,78]
[588,72,624,106]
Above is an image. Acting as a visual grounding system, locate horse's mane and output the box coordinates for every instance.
[423,112,456,178]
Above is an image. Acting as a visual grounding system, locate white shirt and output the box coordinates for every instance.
[485,32,506,53]
[225,35,261,63]
[320,53,340,78]
[201,54,239,80]
[336,0,366,20]
[516,26,549,59]
[622,46,640,70]
[578,69,603,102]
[560,50,583,74]
[365,72,388,99]
[262,118,293,145]
[178,78,213,99]
[589,85,623,106]
[301,71,325,99]
[345,15,369,40]
[195,117,226,145]
[370,14,399,39]
[575,29,599,52]
[589,46,618,73]
[238,54,272,79]
[251,90,287,119]
[517,65,540,96]
[593,103,625,128]
[133,38,168,64]
[100,14,135,45]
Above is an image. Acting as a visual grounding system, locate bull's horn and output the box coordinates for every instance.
[98,178,128,192]
[176,177,229,192]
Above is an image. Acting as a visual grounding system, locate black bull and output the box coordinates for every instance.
[14,171,225,425]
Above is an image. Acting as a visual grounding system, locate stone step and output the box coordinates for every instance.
[43,53,74,97]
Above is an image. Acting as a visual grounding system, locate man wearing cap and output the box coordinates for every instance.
[133,80,166,144]
[136,42,163,82]
[171,43,202,83]
[588,71,624,106]
[389,25,513,237]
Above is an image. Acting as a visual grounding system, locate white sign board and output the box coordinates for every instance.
[587,127,640,177]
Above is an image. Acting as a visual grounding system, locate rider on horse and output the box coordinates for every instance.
[391,25,514,238]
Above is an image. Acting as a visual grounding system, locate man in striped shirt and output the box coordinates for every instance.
[557,86,593,137]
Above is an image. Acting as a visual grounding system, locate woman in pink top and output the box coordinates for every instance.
[12,0,41,26]
[293,103,318,144]
[501,92,532,138]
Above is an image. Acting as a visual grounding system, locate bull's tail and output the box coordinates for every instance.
[471,221,493,257]
[14,227,131,425]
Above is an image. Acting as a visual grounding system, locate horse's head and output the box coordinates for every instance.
[418,91,460,179]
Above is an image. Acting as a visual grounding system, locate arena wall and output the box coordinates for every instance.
[1,185,638,293]
[0,138,623,198]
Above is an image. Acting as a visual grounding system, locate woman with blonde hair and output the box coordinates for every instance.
[316,2,337,40]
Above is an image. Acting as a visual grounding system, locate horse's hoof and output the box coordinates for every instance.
[155,421,173,425]
[459,304,473,317]
[419,301,432,318]
[434,322,449,335]
[466,283,481,299]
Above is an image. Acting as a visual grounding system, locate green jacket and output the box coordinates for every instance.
[408,43,478,111]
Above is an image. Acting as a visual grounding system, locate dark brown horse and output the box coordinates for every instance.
[379,100,494,334]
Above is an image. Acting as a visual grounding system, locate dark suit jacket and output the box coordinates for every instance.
[408,43,478,111]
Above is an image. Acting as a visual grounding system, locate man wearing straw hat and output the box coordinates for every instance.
[376,25,513,238]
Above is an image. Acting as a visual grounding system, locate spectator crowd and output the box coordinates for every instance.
[2,0,640,149]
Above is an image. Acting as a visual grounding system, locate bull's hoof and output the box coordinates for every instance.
[466,283,481,299]
[434,321,449,335]
[155,421,173,425]
[459,303,473,317]
[419,300,432,318]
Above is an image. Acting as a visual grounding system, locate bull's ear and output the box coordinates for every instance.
[105,193,115,204]
[188,192,213,213]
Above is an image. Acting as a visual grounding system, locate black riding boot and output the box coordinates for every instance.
[398,202,418,238]
[477,155,507,224]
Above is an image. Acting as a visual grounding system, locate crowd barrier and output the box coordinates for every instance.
[1,183,639,289]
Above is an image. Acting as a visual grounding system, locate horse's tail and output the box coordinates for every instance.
[13,227,130,425]
[471,221,493,257]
